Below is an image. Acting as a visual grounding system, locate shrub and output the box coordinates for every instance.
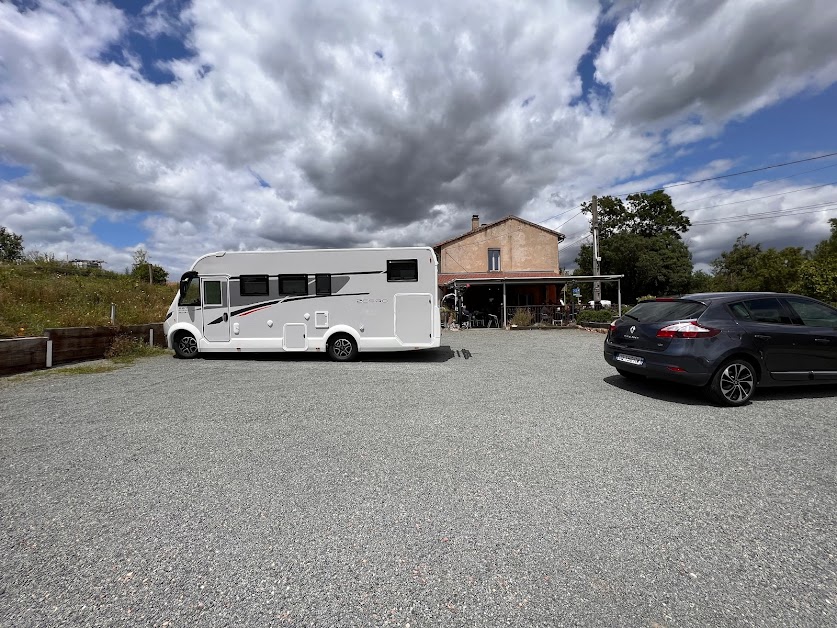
[105,335,169,363]
[576,309,619,323]
[510,309,533,326]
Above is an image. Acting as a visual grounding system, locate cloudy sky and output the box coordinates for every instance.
[1,0,836,277]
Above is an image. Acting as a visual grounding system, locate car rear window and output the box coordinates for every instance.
[624,300,706,323]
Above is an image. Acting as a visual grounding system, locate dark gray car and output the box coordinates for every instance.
[604,292,837,405]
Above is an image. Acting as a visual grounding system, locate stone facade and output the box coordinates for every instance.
[436,216,561,274]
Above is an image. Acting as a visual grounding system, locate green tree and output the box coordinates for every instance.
[709,234,763,292]
[792,259,837,304]
[754,246,807,293]
[576,232,693,303]
[0,226,25,262]
[812,218,837,261]
[576,190,694,302]
[689,269,714,293]
[580,191,691,239]
[791,219,837,303]
[130,248,168,285]
[710,234,808,293]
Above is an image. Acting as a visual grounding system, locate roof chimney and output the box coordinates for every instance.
[471,214,479,231]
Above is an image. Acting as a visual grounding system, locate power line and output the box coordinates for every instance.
[676,161,837,207]
[681,181,837,214]
[562,233,592,249]
[689,200,837,226]
[607,151,837,198]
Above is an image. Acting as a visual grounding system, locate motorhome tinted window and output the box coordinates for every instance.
[204,281,222,306]
[316,274,332,295]
[387,259,418,282]
[279,275,308,295]
[240,275,269,296]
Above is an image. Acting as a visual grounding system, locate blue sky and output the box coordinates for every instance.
[1,0,836,276]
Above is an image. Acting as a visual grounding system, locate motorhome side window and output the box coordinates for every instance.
[240,275,269,297]
[278,275,308,296]
[203,281,223,306]
[315,274,332,295]
[387,259,418,282]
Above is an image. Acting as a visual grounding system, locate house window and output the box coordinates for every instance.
[488,249,501,271]
[315,274,332,295]
[278,274,308,296]
[387,259,418,282]
[240,275,269,297]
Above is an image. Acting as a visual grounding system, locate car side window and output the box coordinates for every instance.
[729,302,751,321]
[784,297,837,327]
[731,298,792,325]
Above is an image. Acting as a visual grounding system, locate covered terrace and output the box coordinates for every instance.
[439,272,625,328]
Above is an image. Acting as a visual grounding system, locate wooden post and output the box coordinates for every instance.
[46,340,53,368]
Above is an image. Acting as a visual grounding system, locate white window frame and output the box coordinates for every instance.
[488,248,501,272]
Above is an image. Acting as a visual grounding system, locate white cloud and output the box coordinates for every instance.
[595,0,837,135]
[0,0,835,277]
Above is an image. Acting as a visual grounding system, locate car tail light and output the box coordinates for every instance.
[609,321,617,333]
[656,321,720,339]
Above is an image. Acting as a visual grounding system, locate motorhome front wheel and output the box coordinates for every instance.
[174,332,199,359]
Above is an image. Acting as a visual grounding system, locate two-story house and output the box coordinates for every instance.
[433,214,570,327]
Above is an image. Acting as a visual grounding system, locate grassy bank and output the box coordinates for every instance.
[0,261,174,338]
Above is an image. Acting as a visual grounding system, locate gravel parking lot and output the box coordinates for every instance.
[1,329,835,627]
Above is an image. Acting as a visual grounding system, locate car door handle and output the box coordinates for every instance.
[814,338,829,344]
[754,334,771,340]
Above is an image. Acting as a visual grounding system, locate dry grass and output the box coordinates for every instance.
[106,335,171,363]
[0,260,173,338]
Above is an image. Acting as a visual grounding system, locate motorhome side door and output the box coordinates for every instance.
[201,276,230,342]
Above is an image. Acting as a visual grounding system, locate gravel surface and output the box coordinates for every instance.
[1,329,835,627]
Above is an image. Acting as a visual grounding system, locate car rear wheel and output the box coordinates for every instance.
[708,358,756,406]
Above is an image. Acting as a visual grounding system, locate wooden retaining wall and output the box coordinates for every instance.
[0,324,165,376]
[0,337,48,377]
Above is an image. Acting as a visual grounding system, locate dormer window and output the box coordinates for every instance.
[488,248,501,271]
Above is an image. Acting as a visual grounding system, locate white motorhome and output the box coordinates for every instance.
[163,247,440,361]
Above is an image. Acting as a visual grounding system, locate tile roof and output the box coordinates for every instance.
[439,271,570,285]
[433,215,565,249]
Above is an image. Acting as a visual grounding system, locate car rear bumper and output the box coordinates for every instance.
[604,343,714,386]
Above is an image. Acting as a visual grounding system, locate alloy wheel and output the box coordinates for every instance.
[332,338,353,359]
[718,362,755,404]
[177,334,198,358]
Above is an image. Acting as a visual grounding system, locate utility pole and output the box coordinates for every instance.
[148,262,153,285]
[591,195,602,306]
